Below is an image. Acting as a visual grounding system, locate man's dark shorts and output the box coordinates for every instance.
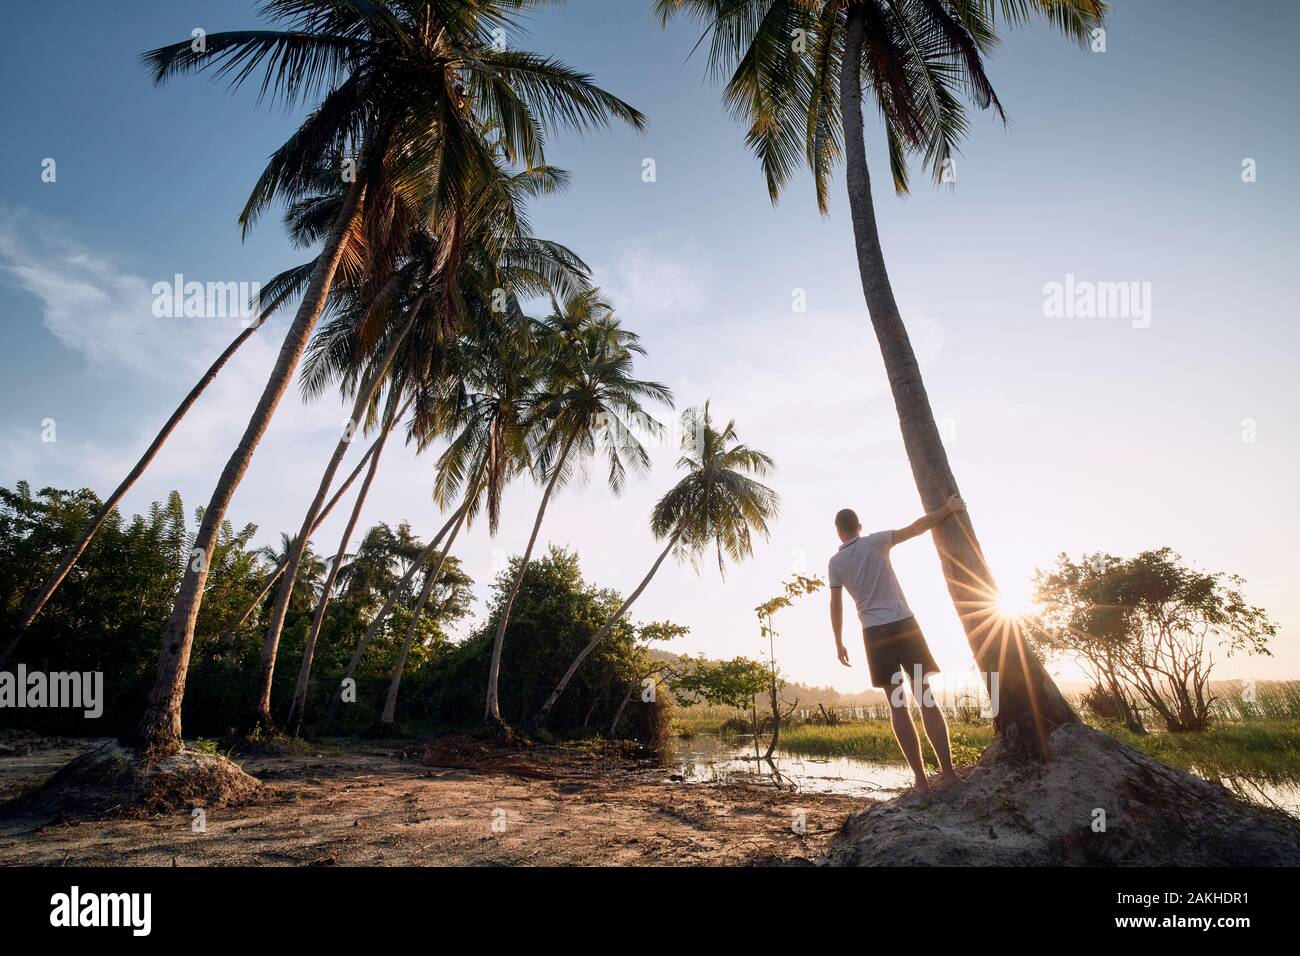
[862,615,940,689]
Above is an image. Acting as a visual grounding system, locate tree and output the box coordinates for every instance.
[755,573,823,758]
[534,403,777,726]
[1031,549,1276,732]
[484,294,672,723]
[261,151,589,731]
[217,407,404,640]
[134,0,645,754]
[379,554,473,726]
[672,655,772,712]
[324,303,541,726]
[285,387,404,731]
[605,621,690,736]
[255,534,327,614]
[251,277,425,731]
[1,261,311,664]
[0,483,263,737]
[656,0,1106,756]
[429,546,662,734]
[289,161,590,730]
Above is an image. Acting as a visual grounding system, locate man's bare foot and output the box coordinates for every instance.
[940,770,963,787]
[913,776,931,793]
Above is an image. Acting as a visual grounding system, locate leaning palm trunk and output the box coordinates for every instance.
[608,682,637,737]
[285,396,401,731]
[326,496,474,726]
[840,9,1074,757]
[251,304,421,729]
[3,311,273,668]
[378,509,468,726]
[134,180,366,755]
[534,533,677,728]
[221,396,410,639]
[484,431,578,724]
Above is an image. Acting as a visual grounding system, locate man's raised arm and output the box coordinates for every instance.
[891,494,966,545]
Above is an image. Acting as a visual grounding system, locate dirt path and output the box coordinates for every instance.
[0,736,864,866]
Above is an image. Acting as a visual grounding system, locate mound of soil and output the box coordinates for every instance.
[0,741,263,822]
[415,735,564,779]
[823,723,1300,866]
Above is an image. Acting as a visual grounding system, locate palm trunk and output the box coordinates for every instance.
[285,393,402,732]
[840,7,1075,758]
[133,180,367,755]
[534,533,677,728]
[251,303,421,730]
[221,407,404,640]
[608,682,637,737]
[484,430,577,724]
[2,312,273,668]
[326,487,478,727]
[379,508,467,726]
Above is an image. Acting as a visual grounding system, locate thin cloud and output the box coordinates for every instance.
[595,237,711,318]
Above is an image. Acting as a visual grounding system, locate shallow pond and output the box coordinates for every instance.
[668,733,1300,819]
[667,733,915,797]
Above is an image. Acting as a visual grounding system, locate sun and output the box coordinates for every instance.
[996,579,1037,619]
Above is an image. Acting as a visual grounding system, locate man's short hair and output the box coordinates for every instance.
[834,508,861,535]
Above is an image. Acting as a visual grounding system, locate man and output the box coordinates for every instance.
[828,495,965,792]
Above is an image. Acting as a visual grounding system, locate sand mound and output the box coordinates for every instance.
[0,741,263,822]
[823,723,1300,866]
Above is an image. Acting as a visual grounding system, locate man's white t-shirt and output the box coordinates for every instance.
[828,531,913,628]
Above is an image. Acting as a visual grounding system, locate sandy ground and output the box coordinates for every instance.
[0,735,865,866]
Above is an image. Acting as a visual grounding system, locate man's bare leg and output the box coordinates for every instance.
[885,682,929,792]
[916,674,961,785]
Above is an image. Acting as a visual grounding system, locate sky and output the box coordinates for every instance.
[1,0,1298,693]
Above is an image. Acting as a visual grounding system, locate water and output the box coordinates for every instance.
[669,734,1300,818]
[667,733,915,796]
[1207,773,1300,819]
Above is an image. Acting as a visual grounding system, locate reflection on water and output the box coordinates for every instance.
[667,734,1300,818]
[1207,772,1300,819]
[666,734,915,797]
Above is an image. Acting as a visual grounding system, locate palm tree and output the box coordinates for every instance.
[325,301,541,726]
[133,0,645,754]
[334,524,416,610]
[656,0,1105,755]
[378,552,470,726]
[534,403,778,727]
[368,308,545,729]
[285,382,405,731]
[251,255,434,731]
[484,293,673,723]
[0,261,312,667]
[284,164,588,729]
[256,534,328,613]
[218,393,412,639]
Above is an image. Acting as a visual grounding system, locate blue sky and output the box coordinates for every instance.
[2,0,1298,690]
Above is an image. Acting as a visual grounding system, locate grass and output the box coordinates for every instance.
[778,720,991,769]
[1109,720,1300,781]
[773,717,1300,779]
[674,707,746,738]
[673,682,1300,784]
